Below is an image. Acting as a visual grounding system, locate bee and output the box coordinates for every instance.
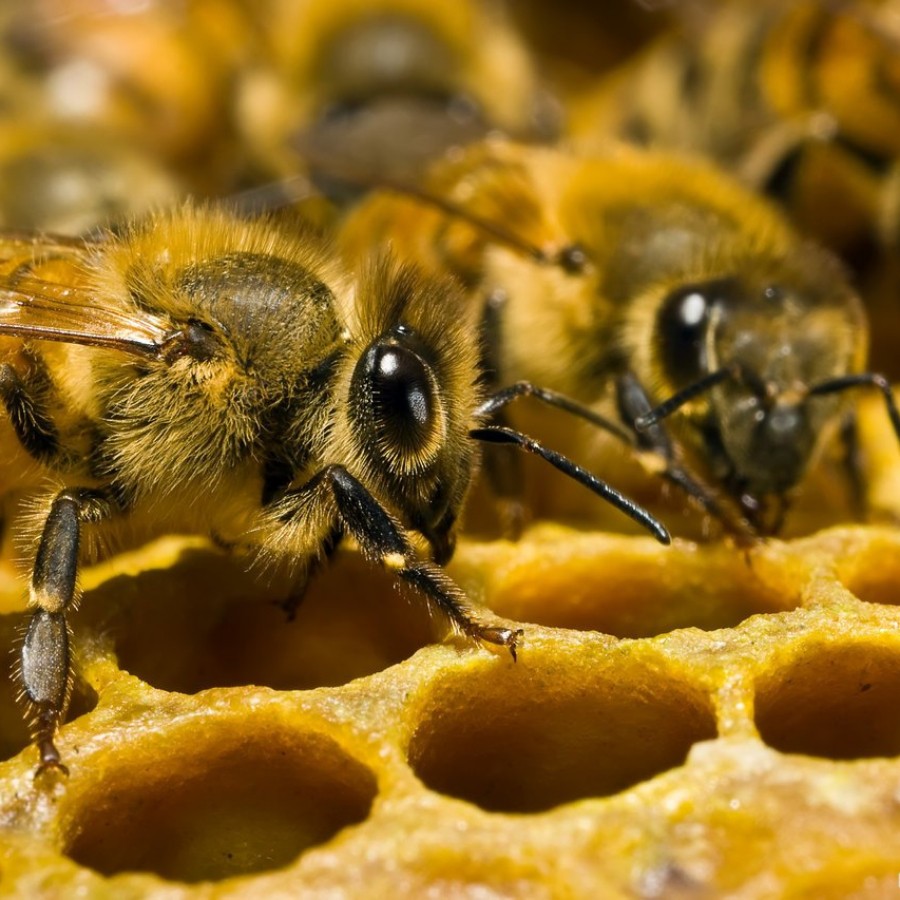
[0,204,668,774]
[569,0,900,374]
[0,0,251,189]
[338,139,900,538]
[236,0,560,184]
[0,120,180,234]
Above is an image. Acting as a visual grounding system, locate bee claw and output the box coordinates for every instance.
[473,625,524,661]
[34,739,69,780]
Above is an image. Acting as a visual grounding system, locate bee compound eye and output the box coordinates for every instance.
[658,283,713,384]
[368,344,437,455]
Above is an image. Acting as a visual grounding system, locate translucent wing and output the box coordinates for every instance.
[0,233,170,358]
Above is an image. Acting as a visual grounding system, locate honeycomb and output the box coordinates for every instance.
[0,392,897,897]
[2,2,900,898]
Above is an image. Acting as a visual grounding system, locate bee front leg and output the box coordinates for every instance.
[326,467,521,658]
[616,371,753,537]
[20,488,111,776]
[277,466,520,659]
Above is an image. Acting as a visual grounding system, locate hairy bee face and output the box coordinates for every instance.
[349,325,459,561]
[334,264,481,565]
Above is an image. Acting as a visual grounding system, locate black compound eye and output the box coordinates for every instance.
[367,343,436,454]
[657,283,717,384]
[657,278,746,385]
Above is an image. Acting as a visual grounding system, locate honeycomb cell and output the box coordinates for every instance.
[90,546,434,694]
[458,534,793,638]
[755,640,900,759]
[834,532,900,608]
[407,643,717,813]
[65,721,378,883]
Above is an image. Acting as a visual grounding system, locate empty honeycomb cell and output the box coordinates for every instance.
[754,640,900,760]
[453,530,795,638]
[64,719,378,883]
[407,639,717,813]
[832,529,900,607]
[85,545,435,694]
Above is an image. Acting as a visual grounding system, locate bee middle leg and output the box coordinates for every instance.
[478,289,526,538]
[277,525,345,622]
[20,487,112,776]
[0,363,59,462]
[276,466,520,658]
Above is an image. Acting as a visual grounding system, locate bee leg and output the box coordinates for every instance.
[479,290,526,538]
[329,467,521,658]
[20,488,111,777]
[0,364,59,462]
[737,118,811,193]
[277,526,344,622]
[616,371,753,536]
[840,412,867,521]
[280,466,521,658]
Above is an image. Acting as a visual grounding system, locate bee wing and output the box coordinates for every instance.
[0,234,170,358]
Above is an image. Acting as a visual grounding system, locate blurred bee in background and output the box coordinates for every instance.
[339,140,900,539]
[569,0,900,376]
[236,0,561,185]
[0,0,562,204]
[0,204,667,774]
[0,121,180,234]
[506,0,677,98]
[0,0,252,193]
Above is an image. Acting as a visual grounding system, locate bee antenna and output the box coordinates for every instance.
[223,176,318,217]
[809,373,900,442]
[475,381,633,444]
[370,176,576,270]
[634,366,739,431]
[469,425,671,544]
[293,150,589,274]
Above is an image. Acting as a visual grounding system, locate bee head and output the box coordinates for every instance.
[341,263,480,563]
[656,264,864,514]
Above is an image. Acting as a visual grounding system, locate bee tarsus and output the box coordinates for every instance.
[20,487,114,772]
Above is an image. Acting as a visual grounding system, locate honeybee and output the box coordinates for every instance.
[0,121,180,234]
[339,140,900,537]
[235,0,559,184]
[0,0,251,190]
[0,204,668,774]
[569,0,900,374]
